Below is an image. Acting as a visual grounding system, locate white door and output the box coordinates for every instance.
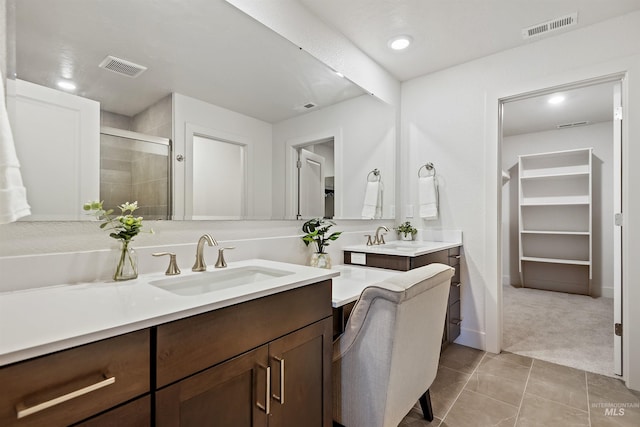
[298,148,325,218]
[9,80,100,220]
[613,82,623,376]
[190,135,246,220]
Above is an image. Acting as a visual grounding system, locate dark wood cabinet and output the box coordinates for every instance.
[344,246,462,344]
[155,281,333,427]
[0,330,150,427]
[268,319,332,427]
[156,318,333,427]
[156,345,270,427]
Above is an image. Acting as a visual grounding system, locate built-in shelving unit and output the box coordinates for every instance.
[518,148,592,295]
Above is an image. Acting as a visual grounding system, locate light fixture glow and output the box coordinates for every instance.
[335,71,345,78]
[388,35,413,50]
[57,80,76,91]
[548,95,565,105]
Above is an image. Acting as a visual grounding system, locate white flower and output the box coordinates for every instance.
[118,201,138,212]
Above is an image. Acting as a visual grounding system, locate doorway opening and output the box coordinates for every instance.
[290,137,335,220]
[499,76,623,377]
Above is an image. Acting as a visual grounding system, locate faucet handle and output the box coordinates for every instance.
[365,235,373,246]
[215,247,235,268]
[152,252,181,276]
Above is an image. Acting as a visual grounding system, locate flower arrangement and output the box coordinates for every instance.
[301,218,341,254]
[83,201,152,280]
[394,221,417,239]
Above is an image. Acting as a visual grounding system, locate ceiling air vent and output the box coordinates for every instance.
[99,55,147,78]
[303,102,317,109]
[557,121,589,129]
[522,12,578,39]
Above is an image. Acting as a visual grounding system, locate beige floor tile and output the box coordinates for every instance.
[441,390,518,427]
[485,351,534,368]
[516,393,589,426]
[465,356,530,406]
[399,406,441,427]
[429,366,472,418]
[439,343,485,374]
[526,359,588,411]
[588,372,640,427]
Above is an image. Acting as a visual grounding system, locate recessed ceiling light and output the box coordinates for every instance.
[57,80,76,91]
[388,35,413,50]
[548,95,565,104]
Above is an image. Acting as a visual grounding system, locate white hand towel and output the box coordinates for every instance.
[0,74,31,223]
[418,176,438,220]
[361,181,381,219]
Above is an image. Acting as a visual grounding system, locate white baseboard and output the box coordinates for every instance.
[453,326,486,351]
[601,287,614,299]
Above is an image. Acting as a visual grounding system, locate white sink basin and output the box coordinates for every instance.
[149,266,294,296]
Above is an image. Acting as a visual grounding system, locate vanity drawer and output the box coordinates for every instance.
[156,280,332,388]
[0,329,150,427]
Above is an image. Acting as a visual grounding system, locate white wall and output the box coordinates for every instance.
[502,122,614,297]
[272,94,395,219]
[401,11,640,389]
[172,93,273,219]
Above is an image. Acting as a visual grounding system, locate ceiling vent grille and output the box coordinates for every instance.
[522,12,578,39]
[557,121,589,129]
[99,55,147,78]
[303,102,317,109]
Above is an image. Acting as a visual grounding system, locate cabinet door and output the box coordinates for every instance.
[268,318,332,427]
[156,345,269,427]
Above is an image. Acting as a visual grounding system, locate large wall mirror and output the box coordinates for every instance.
[8,0,396,221]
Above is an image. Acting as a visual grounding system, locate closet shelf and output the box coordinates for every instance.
[521,256,591,266]
[518,147,592,295]
[520,230,589,235]
[521,196,589,206]
[520,171,589,180]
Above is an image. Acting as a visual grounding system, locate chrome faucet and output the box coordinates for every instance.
[373,226,389,245]
[192,234,218,271]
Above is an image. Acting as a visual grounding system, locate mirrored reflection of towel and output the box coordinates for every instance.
[361,181,382,219]
[419,176,438,220]
[0,75,31,223]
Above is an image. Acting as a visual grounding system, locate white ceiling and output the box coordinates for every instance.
[299,0,640,82]
[14,0,364,121]
[14,0,640,128]
[502,81,617,137]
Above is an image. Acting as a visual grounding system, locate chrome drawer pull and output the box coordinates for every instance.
[16,374,115,419]
[256,365,271,414]
[272,356,285,404]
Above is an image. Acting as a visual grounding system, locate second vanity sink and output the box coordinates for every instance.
[343,240,461,257]
[149,266,294,297]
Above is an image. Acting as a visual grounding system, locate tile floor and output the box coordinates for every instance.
[399,344,640,427]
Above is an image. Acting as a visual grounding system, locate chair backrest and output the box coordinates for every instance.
[333,263,454,427]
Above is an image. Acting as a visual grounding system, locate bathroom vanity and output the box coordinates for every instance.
[0,260,337,427]
[341,238,462,345]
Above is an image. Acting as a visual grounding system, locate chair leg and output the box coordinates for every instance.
[419,389,434,422]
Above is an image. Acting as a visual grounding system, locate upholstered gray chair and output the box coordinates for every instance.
[332,263,455,427]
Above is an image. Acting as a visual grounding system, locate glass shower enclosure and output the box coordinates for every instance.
[100,127,171,220]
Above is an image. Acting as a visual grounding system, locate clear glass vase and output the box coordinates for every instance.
[310,252,332,269]
[114,240,138,281]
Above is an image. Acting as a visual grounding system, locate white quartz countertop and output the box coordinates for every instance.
[330,265,402,307]
[0,259,338,367]
[342,240,461,257]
